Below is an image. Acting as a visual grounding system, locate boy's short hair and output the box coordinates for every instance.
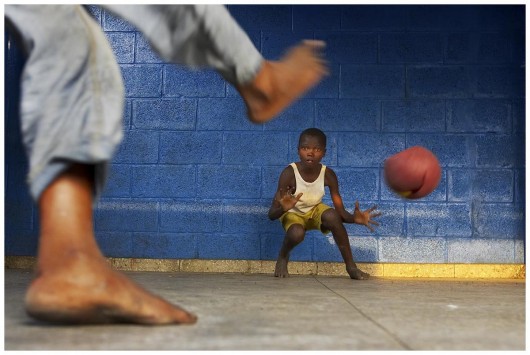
[299,128,327,148]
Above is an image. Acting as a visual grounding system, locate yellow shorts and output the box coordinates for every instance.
[280,203,332,235]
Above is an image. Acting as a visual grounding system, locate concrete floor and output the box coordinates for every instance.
[4,268,525,351]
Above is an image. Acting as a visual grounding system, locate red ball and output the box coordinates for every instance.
[384,146,441,199]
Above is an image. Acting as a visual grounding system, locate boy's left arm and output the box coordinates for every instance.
[326,168,381,232]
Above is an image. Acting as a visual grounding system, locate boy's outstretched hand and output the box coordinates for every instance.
[275,186,303,212]
[352,201,381,232]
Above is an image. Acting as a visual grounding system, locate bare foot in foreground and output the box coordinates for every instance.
[25,253,197,325]
[237,40,328,123]
[274,257,289,278]
[347,265,370,280]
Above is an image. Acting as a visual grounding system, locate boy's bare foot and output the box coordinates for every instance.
[237,40,328,123]
[29,163,197,325]
[25,253,197,325]
[274,257,289,278]
[347,265,370,280]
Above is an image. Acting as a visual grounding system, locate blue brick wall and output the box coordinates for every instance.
[5,5,525,264]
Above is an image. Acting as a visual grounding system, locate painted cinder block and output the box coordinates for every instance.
[101,164,131,198]
[340,5,409,31]
[198,233,261,260]
[292,5,342,30]
[133,99,196,130]
[445,33,476,64]
[6,163,31,203]
[474,66,525,98]
[95,199,159,232]
[223,132,289,165]
[5,196,34,236]
[314,235,378,263]
[314,32,377,64]
[197,98,258,131]
[198,165,261,199]
[341,65,405,98]
[120,65,162,97]
[112,130,159,164]
[102,8,136,31]
[407,134,473,168]
[475,5,525,32]
[159,200,222,233]
[513,31,525,63]
[315,99,380,132]
[515,240,525,263]
[447,99,511,133]
[445,33,516,64]
[135,33,164,63]
[447,169,472,202]
[261,30,314,60]
[123,99,132,129]
[261,166,285,199]
[338,133,405,167]
[131,165,196,198]
[473,203,524,239]
[96,231,133,257]
[159,131,223,165]
[380,33,443,64]
[4,229,38,256]
[513,100,525,134]
[259,234,283,261]
[84,5,102,24]
[343,202,405,237]
[5,100,25,164]
[447,238,515,263]
[407,203,472,237]
[515,169,525,204]
[382,99,445,132]
[379,236,446,263]
[105,32,135,64]
[260,233,314,261]
[223,200,275,233]
[408,65,473,98]
[408,5,516,31]
[471,170,514,202]
[227,5,292,31]
[333,168,379,201]
[449,169,513,203]
[132,232,197,259]
[163,66,225,98]
[407,5,478,31]
[262,100,314,131]
[475,134,519,168]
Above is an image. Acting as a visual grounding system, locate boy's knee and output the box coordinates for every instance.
[322,209,342,228]
[286,224,305,244]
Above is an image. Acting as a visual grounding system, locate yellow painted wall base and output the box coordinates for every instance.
[4,256,525,279]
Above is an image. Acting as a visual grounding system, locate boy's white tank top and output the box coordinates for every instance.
[289,162,326,214]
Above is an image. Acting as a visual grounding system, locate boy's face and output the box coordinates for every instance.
[298,135,326,167]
